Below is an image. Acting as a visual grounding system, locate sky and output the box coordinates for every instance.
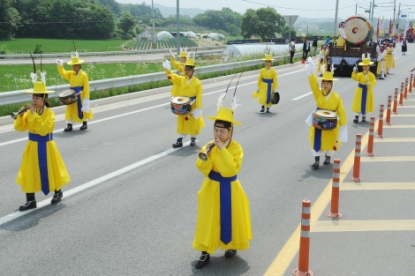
[116,0,415,20]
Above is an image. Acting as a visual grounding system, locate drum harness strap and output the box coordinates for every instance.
[262,78,273,104]
[70,86,84,119]
[208,170,237,245]
[28,132,53,195]
[314,107,337,152]
[358,83,368,115]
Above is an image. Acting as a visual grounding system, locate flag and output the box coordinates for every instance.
[404,14,410,36]
[389,19,393,35]
[376,18,380,38]
[380,16,385,36]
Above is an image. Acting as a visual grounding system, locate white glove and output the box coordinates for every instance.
[81,98,90,112]
[163,60,171,71]
[56,59,63,66]
[192,108,202,119]
[366,82,370,86]
[353,66,358,72]
[305,57,315,76]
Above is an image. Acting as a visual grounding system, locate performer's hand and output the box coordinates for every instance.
[28,104,36,114]
[214,136,223,150]
[353,66,358,72]
[56,59,63,66]
[366,82,370,86]
[163,60,171,71]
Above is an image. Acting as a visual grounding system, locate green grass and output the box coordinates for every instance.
[0,39,128,54]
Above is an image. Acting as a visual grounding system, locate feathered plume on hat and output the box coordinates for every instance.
[216,73,243,113]
[29,53,38,84]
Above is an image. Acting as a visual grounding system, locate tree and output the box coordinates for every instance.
[0,0,21,40]
[118,12,136,38]
[241,8,285,40]
[193,8,241,35]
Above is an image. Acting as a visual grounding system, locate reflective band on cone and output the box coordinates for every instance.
[386,95,392,125]
[410,74,413,93]
[366,116,375,156]
[404,78,408,99]
[293,200,314,276]
[327,159,342,218]
[399,83,404,105]
[393,88,399,113]
[377,104,384,138]
[351,134,362,181]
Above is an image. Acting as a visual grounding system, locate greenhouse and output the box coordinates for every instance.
[157,31,175,41]
[222,44,304,58]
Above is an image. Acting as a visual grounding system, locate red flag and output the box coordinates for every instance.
[389,19,393,34]
[376,18,380,38]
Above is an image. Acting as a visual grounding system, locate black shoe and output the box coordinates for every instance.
[172,138,183,148]
[266,108,270,113]
[190,138,196,146]
[323,155,331,165]
[64,124,73,132]
[362,116,366,122]
[311,156,320,170]
[19,201,37,212]
[80,122,87,131]
[51,191,63,204]
[224,250,237,258]
[353,115,359,123]
[195,252,210,269]
[260,106,265,113]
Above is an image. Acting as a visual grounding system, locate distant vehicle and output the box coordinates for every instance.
[406,27,414,43]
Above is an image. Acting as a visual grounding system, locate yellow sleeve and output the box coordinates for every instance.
[308,74,321,101]
[272,69,278,91]
[82,73,90,98]
[27,109,55,136]
[368,72,376,89]
[196,143,214,177]
[351,72,359,81]
[257,69,263,88]
[14,111,29,132]
[57,66,72,81]
[213,143,243,177]
[195,79,203,109]
[170,56,180,71]
[337,95,347,126]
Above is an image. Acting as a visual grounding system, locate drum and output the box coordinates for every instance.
[343,15,373,45]
[312,110,338,130]
[271,92,280,104]
[59,89,78,105]
[170,96,193,115]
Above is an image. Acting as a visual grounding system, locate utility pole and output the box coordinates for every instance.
[371,0,376,24]
[355,4,358,15]
[152,0,156,47]
[397,2,401,31]
[176,0,180,55]
[334,0,339,37]
[393,0,396,34]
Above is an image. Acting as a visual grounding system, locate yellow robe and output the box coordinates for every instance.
[252,67,278,108]
[318,49,329,73]
[351,71,376,114]
[193,140,252,254]
[57,66,94,123]
[167,70,205,136]
[384,48,396,69]
[170,56,185,75]
[14,108,70,193]
[308,74,347,151]
[376,52,387,75]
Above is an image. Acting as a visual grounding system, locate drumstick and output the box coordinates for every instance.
[169,48,174,58]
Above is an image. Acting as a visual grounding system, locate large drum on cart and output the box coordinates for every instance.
[343,15,373,45]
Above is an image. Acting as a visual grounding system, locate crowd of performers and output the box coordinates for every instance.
[10,37,408,269]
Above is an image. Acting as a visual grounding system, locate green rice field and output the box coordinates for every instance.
[0,39,128,54]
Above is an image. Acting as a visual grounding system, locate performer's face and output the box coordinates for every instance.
[72,64,81,73]
[265,60,271,69]
[184,66,194,78]
[180,57,186,63]
[32,94,44,108]
[362,65,370,73]
[214,123,230,143]
[321,80,332,91]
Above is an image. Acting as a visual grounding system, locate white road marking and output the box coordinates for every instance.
[292,91,312,101]
[0,141,191,226]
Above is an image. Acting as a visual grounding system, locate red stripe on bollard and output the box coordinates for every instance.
[327,159,342,218]
[394,87,399,112]
[293,200,314,276]
[386,95,392,125]
[404,78,408,99]
[399,82,404,105]
[350,134,362,182]
[377,104,384,138]
[366,116,375,156]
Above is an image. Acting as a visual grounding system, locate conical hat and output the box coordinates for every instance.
[67,56,84,65]
[358,57,374,66]
[262,54,274,61]
[206,107,242,126]
[179,52,187,58]
[25,81,54,94]
[318,71,339,82]
[185,58,196,67]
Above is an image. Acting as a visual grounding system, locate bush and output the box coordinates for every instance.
[0,45,9,55]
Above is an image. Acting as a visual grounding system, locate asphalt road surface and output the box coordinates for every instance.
[0,44,414,275]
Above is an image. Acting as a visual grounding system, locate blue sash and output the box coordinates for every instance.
[208,170,237,244]
[29,133,53,195]
[358,83,368,115]
[71,86,84,119]
[262,78,273,104]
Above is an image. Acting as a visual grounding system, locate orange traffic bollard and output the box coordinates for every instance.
[404,78,408,99]
[413,73,415,87]
[393,88,399,113]
[350,134,362,182]
[293,200,314,276]
[386,95,392,125]
[399,83,404,105]
[366,116,375,156]
[377,104,384,138]
[327,159,342,218]
[410,74,413,93]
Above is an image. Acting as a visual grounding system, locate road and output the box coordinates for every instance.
[0,44,414,275]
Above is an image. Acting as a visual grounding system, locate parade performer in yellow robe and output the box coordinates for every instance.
[376,44,387,79]
[193,107,251,269]
[384,43,396,74]
[252,55,278,113]
[336,21,347,49]
[352,57,377,123]
[14,79,70,211]
[169,48,187,75]
[305,57,348,170]
[317,45,329,76]
[56,51,93,132]
[163,57,205,148]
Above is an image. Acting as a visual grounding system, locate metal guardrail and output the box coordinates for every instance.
[0,46,226,59]
[0,53,302,107]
